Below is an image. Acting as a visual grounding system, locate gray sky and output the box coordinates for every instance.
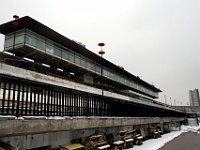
[0,0,199,106]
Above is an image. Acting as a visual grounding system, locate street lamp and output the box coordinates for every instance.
[164,94,166,104]
[98,43,105,97]
[12,15,19,50]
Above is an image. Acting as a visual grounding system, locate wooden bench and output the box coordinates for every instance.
[148,127,161,138]
[97,144,110,150]
[105,133,124,150]
[116,130,133,148]
[59,143,84,150]
[113,140,124,150]
[84,135,110,150]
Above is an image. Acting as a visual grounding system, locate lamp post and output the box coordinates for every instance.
[164,94,166,104]
[98,43,105,97]
[12,15,19,50]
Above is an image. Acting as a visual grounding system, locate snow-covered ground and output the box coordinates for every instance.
[131,125,200,150]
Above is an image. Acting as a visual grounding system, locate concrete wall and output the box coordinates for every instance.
[0,116,183,149]
[0,116,179,137]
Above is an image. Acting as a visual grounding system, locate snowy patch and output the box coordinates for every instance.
[130,124,200,150]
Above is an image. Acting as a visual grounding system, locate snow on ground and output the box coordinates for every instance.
[130,125,200,150]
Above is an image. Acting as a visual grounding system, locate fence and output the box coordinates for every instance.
[0,76,185,118]
[0,77,111,117]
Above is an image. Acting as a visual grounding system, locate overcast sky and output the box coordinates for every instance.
[0,0,199,106]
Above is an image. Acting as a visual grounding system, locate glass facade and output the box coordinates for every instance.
[4,29,158,98]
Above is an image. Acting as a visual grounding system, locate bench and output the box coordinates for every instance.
[59,143,84,150]
[148,127,161,138]
[97,144,110,150]
[113,140,124,150]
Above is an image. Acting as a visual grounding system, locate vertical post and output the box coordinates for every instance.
[12,83,16,115]
[98,43,105,97]
[40,89,44,116]
[7,82,11,114]
[12,15,19,51]
[29,87,33,115]
[47,88,50,117]
[25,86,29,115]
[170,97,172,106]
[2,82,6,114]
[16,82,21,117]
[21,85,25,115]
[37,89,40,115]
[62,92,65,117]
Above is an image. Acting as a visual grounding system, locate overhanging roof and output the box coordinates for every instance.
[0,16,162,92]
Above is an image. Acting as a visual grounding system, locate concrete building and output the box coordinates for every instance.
[0,16,185,149]
[189,89,200,106]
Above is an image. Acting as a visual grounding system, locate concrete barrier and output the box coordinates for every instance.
[0,116,184,137]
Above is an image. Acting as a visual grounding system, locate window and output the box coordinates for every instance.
[110,72,114,79]
[54,46,61,57]
[4,38,14,49]
[75,55,81,65]
[69,51,74,63]
[26,35,36,47]
[36,35,45,51]
[15,32,25,45]
[90,62,95,71]
[96,65,101,74]
[62,50,68,60]
[46,43,54,54]
[36,39,45,51]
[103,69,107,76]
[26,30,36,47]
[86,61,91,70]
[80,58,85,67]
[107,70,111,78]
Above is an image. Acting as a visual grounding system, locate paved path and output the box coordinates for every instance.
[158,131,200,150]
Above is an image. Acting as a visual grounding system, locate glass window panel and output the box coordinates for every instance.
[26,35,36,47]
[103,69,107,76]
[131,82,136,88]
[15,35,24,45]
[46,43,54,54]
[69,51,74,63]
[124,78,127,85]
[15,29,25,36]
[114,74,119,82]
[96,65,101,74]
[126,79,130,86]
[86,61,90,70]
[54,46,61,57]
[36,39,45,51]
[62,50,68,60]
[107,70,111,78]
[110,72,114,79]
[80,58,85,67]
[119,76,122,83]
[90,62,95,71]
[4,38,14,48]
[5,33,14,39]
[75,55,81,65]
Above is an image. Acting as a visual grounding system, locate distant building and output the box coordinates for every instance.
[189,89,200,106]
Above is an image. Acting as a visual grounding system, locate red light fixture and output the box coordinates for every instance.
[12,15,19,26]
[98,43,105,47]
[99,51,105,55]
[98,43,105,56]
[13,15,19,19]
[12,21,19,26]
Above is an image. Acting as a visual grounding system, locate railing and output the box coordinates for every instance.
[0,78,111,117]
[0,76,185,118]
